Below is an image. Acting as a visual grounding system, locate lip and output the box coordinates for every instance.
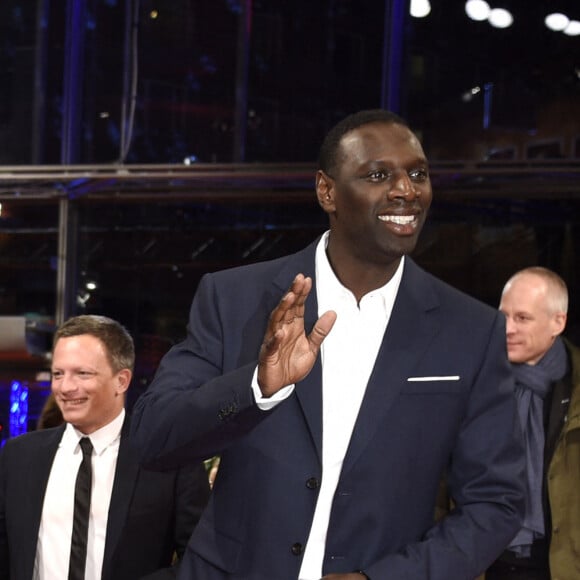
[377,212,420,235]
[60,398,88,406]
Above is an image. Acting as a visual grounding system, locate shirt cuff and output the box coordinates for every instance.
[251,366,295,410]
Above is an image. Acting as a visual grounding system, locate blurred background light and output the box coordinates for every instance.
[564,20,580,36]
[465,0,491,22]
[545,13,570,32]
[410,0,431,18]
[488,8,513,29]
[10,381,28,437]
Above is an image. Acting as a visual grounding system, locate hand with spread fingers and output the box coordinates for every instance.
[257,273,337,397]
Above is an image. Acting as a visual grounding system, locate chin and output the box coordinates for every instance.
[389,239,419,260]
[62,409,85,424]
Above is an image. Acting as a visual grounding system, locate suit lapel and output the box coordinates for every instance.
[273,238,324,463]
[341,259,442,474]
[102,416,139,577]
[295,348,323,463]
[265,245,440,471]
[21,427,64,576]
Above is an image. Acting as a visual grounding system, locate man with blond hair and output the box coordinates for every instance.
[488,267,580,580]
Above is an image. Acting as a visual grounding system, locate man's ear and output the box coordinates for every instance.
[115,368,132,396]
[552,312,567,337]
[315,170,336,213]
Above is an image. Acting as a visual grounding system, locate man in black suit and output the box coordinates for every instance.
[0,314,210,580]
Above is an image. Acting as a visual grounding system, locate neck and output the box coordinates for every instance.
[325,245,402,303]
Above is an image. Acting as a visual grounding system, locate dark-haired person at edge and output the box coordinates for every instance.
[486,267,580,580]
[0,315,210,580]
[36,393,63,430]
[130,109,525,580]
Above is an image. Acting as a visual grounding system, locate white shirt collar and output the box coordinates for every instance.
[315,230,405,314]
[61,408,125,456]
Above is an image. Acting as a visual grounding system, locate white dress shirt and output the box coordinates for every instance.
[33,409,125,580]
[253,232,403,579]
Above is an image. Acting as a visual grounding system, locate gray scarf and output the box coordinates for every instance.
[508,336,568,557]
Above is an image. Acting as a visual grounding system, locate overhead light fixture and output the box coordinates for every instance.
[564,20,580,36]
[545,12,570,32]
[410,0,431,18]
[488,8,513,28]
[465,0,490,21]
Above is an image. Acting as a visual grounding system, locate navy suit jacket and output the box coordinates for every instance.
[131,238,525,580]
[0,415,210,580]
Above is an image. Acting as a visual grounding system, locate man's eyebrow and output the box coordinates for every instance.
[363,157,429,168]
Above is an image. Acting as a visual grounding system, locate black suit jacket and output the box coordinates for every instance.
[0,415,210,580]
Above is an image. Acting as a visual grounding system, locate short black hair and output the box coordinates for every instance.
[318,109,409,176]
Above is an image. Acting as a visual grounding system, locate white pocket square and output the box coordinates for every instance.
[407,376,460,382]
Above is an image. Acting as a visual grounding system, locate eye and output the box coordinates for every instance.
[51,370,63,380]
[77,370,96,379]
[409,168,429,182]
[366,169,390,182]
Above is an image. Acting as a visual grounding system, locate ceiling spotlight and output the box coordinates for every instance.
[564,20,580,36]
[465,0,491,22]
[545,13,570,32]
[410,0,431,18]
[488,8,513,28]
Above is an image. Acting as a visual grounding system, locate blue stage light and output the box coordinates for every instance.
[9,380,29,437]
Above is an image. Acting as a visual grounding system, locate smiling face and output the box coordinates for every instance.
[51,334,131,434]
[316,121,432,270]
[499,273,566,365]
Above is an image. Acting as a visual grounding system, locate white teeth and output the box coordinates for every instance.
[378,215,416,225]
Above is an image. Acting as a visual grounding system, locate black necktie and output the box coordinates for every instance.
[68,437,93,580]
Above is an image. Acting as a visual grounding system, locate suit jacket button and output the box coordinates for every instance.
[306,477,319,489]
[291,543,303,555]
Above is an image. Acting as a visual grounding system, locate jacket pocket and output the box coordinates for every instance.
[402,378,463,394]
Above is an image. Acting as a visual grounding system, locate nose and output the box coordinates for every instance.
[388,171,417,200]
[505,317,516,335]
[57,373,77,393]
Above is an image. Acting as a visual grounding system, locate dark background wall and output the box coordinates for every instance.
[1,0,579,435]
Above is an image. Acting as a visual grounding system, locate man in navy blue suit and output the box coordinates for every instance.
[131,109,525,580]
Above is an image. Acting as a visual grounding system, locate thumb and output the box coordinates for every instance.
[308,310,337,352]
